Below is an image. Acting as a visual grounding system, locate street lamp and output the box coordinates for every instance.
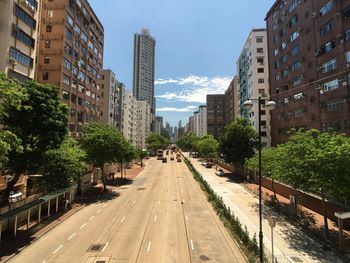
[242,97,276,263]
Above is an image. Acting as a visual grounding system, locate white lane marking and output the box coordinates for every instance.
[186,215,189,222]
[102,242,109,252]
[53,245,63,254]
[89,215,95,220]
[42,261,46,263]
[147,241,152,252]
[68,233,76,240]
[132,200,136,205]
[161,189,163,193]
[97,209,102,214]
[79,223,87,229]
[154,215,157,222]
[121,216,126,223]
[158,200,160,204]
[103,204,107,208]
[190,240,194,250]
[182,200,185,203]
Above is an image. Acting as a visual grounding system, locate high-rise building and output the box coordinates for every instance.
[37,0,104,136]
[237,29,272,147]
[121,87,136,144]
[266,0,350,146]
[0,0,40,81]
[133,29,156,118]
[225,76,239,125]
[101,69,122,130]
[135,100,151,149]
[188,116,194,133]
[194,106,207,137]
[207,94,226,139]
[155,116,164,135]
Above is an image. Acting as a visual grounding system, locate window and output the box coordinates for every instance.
[281,42,287,50]
[274,49,279,56]
[257,48,264,53]
[288,0,300,13]
[67,15,74,26]
[291,61,301,71]
[45,40,51,48]
[63,90,69,100]
[292,78,302,87]
[345,29,350,41]
[79,71,86,81]
[44,57,50,64]
[322,59,337,73]
[64,59,71,70]
[258,78,264,83]
[326,101,340,112]
[281,55,287,64]
[320,1,334,17]
[290,31,299,42]
[320,20,334,36]
[290,45,299,56]
[274,61,280,69]
[275,73,281,81]
[324,40,335,53]
[46,24,52,32]
[81,32,87,43]
[63,75,70,85]
[256,37,263,43]
[295,108,304,118]
[345,51,350,63]
[344,5,350,19]
[273,35,279,44]
[283,69,288,77]
[73,66,78,76]
[47,10,53,17]
[65,28,73,40]
[323,79,338,92]
[257,68,264,73]
[12,26,35,47]
[10,47,33,67]
[289,15,298,27]
[15,5,36,29]
[74,24,81,34]
[43,72,49,80]
[280,28,286,37]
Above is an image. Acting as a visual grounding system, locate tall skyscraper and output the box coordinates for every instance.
[133,28,156,117]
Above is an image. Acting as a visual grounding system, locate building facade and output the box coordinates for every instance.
[207,94,226,139]
[133,29,156,118]
[266,0,350,146]
[37,0,104,136]
[194,106,207,137]
[135,100,151,149]
[154,116,164,135]
[0,0,40,81]
[225,76,239,125]
[101,69,122,129]
[121,86,136,145]
[237,29,272,147]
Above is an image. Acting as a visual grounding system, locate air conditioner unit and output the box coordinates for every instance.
[311,11,317,18]
[9,58,17,65]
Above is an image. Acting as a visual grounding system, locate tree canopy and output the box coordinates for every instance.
[197,135,219,159]
[146,134,169,151]
[221,118,258,165]
[177,132,200,151]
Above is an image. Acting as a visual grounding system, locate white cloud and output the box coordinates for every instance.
[155,75,232,103]
[156,106,198,112]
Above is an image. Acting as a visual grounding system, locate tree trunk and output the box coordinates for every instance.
[271,178,280,204]
[321,193,329,241]
[120,163,123,178]
[140,158,143,167]
[101,166,107,192]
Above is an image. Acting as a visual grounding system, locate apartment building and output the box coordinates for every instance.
[266,0,350,145]
[193,106,207,137]
[0,0,40,80]
[154,116,164,135]
[37,0,104,136]
[237,29,272,147]
[101,69,122,130]
[120,86,136,145]
[225,76,239,125]
[135,100,151,149]
[207,94,226,139]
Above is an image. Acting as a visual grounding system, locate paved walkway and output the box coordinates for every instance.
[185,154,347,263]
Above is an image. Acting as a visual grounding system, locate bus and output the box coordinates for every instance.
[157,149,164,160]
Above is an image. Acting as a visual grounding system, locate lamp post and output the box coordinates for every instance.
[242,97,276,263]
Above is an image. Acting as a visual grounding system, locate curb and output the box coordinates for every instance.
[3,205,85,262]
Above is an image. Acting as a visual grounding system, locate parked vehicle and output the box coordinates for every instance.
[215,169,225,176]
[162,157,167,163]
[170,157,174,161]
[205,162,213,168]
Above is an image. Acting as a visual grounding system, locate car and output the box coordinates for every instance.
[204,162,213,168]
[162,157,167,163]
[201,161,208,166]
[170,157,174,161]
[177,158,181,162]
[157,156,163,160]
[215,169,225,176]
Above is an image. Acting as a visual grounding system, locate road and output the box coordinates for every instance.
[8,155,246,263]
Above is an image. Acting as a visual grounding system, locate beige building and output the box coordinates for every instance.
[135,100,151,149]
[102,69,122,130]
[0,0,40,80]
[121,87,136,145]
[37,0,104,136]
[193,105,207,137]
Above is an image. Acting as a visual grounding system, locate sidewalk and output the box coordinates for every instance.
[186,154,346,263]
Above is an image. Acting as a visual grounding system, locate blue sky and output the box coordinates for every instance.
[89,0,275,126]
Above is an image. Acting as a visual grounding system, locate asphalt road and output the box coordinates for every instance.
[7,155,246,263]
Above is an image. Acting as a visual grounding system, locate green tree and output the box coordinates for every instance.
[146,134,169,152]
[197,135,219,160]
[221,118,258,165]
[118,141,136,177]
[41,138,86,192]
[80,123,125,192]
[1,77,68,203]
[136,149,148,167]
[177,132,200,152]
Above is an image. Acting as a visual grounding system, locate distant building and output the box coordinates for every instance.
[207,94,226,139]
[225,76,239,125]
[194,106,207,137]
[133,29,156,119]
[102,70,122,129]
[121,87,137,144]
[135,100,151,149]
[237,29,271,147]
[155,116,164,135]
[266,0,350,145]
[188,116,194,133]
[37,0,104,136]
[0,0,40,81]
